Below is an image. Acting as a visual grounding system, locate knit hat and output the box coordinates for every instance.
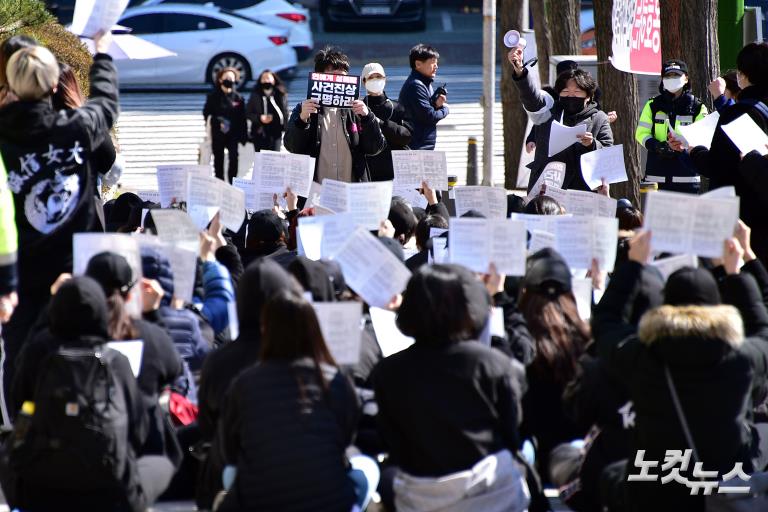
[664,267,721,306]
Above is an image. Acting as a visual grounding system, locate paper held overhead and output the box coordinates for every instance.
[80,32,176,60]
[548,121,588,157]
[70,0,129,38]
[675,112,719,150]
[721,114,768,156]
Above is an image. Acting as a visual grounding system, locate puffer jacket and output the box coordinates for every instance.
[593,261,768,511]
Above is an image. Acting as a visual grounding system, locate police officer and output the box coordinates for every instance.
[636,60,708,193]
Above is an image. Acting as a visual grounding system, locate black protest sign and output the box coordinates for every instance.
[306,72,360,108]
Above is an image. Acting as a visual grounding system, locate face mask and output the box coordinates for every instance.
[559,96,585,115]
[365,79,386,95]
[260,83,273,92]
[663,76,686,93]
[222,79,234,89]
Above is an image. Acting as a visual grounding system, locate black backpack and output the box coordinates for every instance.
[9,346,130,492]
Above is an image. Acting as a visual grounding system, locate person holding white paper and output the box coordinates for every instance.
[687,43,768,265]
[508,48,613,192]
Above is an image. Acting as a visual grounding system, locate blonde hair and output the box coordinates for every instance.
[6,46,59,101]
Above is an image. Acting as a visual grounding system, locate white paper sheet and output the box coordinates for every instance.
[107,340,144,377]
[187,175,245,232]
[319,179,393,230]
[252,152,315,198]
[70,0,129,38]
[562,189,617,218]
[429,236,449,264]
[650,253,699,280]
[149,209,199,252]
[510,213,560,235]
[454,186,508,219]
[232,178,280,212]
[332,227,412,308]
[571,278,593,321]
[722,114,768,156]
[312,302,363,365]
[548,120,588,157]
[391,150,449,190]
[701,186,736,198]
[156,165,210,208]
[553,217,619,271]
[392,184,428,209]
[449,218,527,275]
[579,144,628,189]
[644,190,740,258]
[677,112,720,150]
[306,181,322,206]
[526,161,566,203]
[135,190,161,204]
[297,213,356,261]
[529,229,557,253]
[369,307,414,358]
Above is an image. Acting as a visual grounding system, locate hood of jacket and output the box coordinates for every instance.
[0,100,58,141]
[288,256,335,302]
[237,259,302,339]
[638,304,744,366]
[49,276,109,345]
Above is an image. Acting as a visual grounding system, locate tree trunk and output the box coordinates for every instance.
[531,0,552,85]
[661,0,719,110]
[547,0,581,55]
[594,0,641,206]
[500,0,527,189]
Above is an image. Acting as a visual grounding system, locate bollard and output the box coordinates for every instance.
[467,137,478,185]
[639,182,658,213]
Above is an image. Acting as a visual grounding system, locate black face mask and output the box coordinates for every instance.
[222,79,234,89]
[559,96,586,115]
[261,83,273,92]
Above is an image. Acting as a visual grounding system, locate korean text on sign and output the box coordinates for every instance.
[307,73,360,108]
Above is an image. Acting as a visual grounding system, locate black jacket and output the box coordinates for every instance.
[373,341,526,476]
[203,89,247,144]
[397,70,449,150]
[593,261,768,511]
[246,86,288,150]
[0,54,118,296]
[690,85,768,263]
[283,102,386,182]
[363,93,412,181]
[512,68,613,191]
[218,359,359,512]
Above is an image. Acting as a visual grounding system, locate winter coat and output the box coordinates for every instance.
[195,260,235,335]
[203,89,247,145]
[592,261,768,511]
[284,102,385,182]
[512,68,613,192]
[217,359,360,512]
[0,54,118,297]
[398,70,449,150]
[363,93,412,181]
[246,86,288,150]
[373,341,526,477]
[9,277,149,512]
[689,85,768,264]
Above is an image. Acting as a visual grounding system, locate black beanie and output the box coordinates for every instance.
[664,267,721,306]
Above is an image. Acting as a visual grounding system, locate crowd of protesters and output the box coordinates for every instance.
[1,20,768,512]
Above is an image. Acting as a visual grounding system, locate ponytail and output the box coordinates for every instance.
[106,291,139,340]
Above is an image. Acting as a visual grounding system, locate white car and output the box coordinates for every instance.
[141,0,313,61]
[117,5,297,86]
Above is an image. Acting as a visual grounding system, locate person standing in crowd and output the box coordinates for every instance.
[285,47,385,183]
[246,69,288,152]
[507,47,612,191]
[0,35,36,107]
[636,60,707,193]
[361,62,412,181]
[203,67,247,184]
[0,156,17,327]
[373,264,529,511]
[0,33,118,423]
[398,44,449,151]
[709,69,741,112]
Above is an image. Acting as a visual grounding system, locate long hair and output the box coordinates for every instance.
[52,62,85,110]
[518,289,591,384]
[106,290,139,341]
[260,290,337,390]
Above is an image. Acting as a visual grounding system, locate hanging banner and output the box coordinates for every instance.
[611,0,661,75]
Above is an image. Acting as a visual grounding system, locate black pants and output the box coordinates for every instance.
[254,137,281,153]
[657,182,700,194]
[212,137,239,184]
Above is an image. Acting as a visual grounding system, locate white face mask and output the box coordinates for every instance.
[663,76,686,93]
[365,79,386,95]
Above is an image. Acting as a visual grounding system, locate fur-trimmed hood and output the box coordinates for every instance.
[638,305,744,348]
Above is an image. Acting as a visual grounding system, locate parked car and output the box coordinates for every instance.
[141,0,314,61]
[319,0,427,31]
[117,4,297,87]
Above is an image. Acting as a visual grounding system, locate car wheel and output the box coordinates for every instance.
[207,53,251,89]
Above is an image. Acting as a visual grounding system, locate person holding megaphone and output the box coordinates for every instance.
[506,30,613,192]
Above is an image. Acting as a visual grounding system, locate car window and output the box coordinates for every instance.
[120,14,163,35]
[162,14,231,32]
[154,0,262,7]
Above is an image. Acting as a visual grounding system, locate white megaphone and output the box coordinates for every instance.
[504,30,527,49]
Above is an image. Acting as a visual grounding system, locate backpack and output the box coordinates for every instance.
[8,346,130,492]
